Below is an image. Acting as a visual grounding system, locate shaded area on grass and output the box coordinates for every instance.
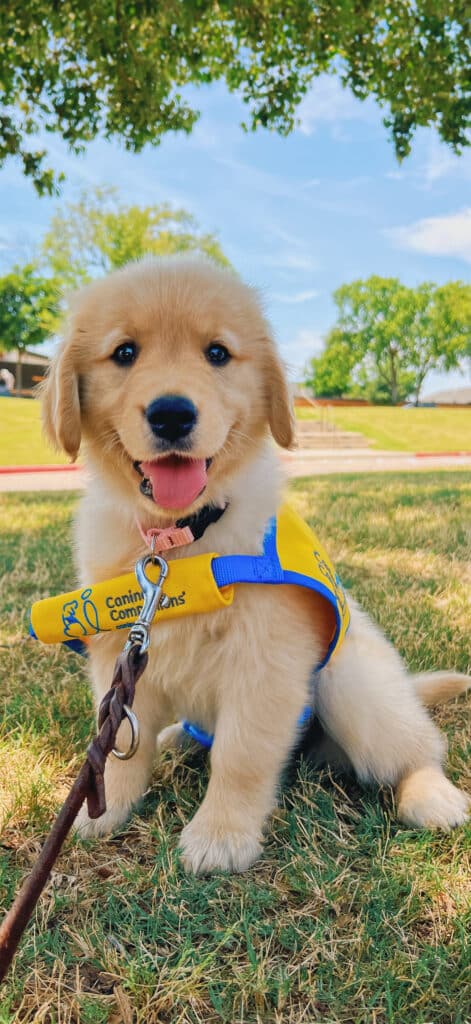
[0,475,470,1023]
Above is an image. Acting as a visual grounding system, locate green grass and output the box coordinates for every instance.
[1,474,470,1023]
[2,399,471,468]
[0,398,68,467]
[296,405,471,453]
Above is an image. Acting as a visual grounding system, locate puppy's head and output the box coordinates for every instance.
[42,258,295,517]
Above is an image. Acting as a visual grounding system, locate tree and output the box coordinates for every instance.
[1,2,469,194]
[406,281,471,405]
[40,187,229,289]
[304,277,471,404]
[0,265,58,390]
[304,330,357,399]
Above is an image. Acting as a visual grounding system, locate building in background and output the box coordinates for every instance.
[422,386,471,406]
[0,349,50,396]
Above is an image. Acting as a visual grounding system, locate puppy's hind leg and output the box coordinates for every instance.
[157,721,193,753]
[396,767,470,830]
[314,604,470,830]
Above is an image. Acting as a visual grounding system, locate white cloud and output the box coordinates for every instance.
[272,289,319,304]
[385,140,471,190]
[279,328,324,378]
[387,208,471,263]
[297,77,376,135]
[422,139,471,186]
[214,155,302,203]
[267,252,319,273]
[264,224,309,248]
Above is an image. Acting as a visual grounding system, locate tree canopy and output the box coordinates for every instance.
[1,1,469,193]
[305,277,471,404]
[0,264,58,388]
[40,187,229,289]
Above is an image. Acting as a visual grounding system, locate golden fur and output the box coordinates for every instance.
[42,257,470,874]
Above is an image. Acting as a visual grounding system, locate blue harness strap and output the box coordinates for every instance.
[182,702,314,751]
[212,515,283,587]
[183,517,328,750]
[211,512,347,671]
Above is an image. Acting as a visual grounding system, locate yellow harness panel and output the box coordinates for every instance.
[30,504,349,667]
[30,554,234,645]
[275,505,350,655]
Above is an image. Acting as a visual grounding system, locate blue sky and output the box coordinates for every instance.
[0,76,470,393]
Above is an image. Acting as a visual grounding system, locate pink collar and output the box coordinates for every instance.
[136,519,195,554]
[136,502,228,555]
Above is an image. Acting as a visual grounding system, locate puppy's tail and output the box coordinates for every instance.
[412,671,471,707]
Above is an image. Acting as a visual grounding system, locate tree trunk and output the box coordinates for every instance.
[16,348,23,393]
[414,363,432,406]
[389,346,399,404]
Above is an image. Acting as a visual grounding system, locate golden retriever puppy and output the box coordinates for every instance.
[42,258,470,874]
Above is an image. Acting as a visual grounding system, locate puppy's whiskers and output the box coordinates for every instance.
[221,428,260,456]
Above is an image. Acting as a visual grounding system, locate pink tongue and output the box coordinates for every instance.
[141,457,207,511]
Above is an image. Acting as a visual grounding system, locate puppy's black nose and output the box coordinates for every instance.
[145,395,198,443]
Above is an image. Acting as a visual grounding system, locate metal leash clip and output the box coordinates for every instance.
[125,554,170,654]
[112,554,170,761]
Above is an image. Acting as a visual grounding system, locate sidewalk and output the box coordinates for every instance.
[0,466,86,491]
[1,449,471,491]
[281,448,471,477]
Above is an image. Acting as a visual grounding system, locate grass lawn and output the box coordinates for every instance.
[0,473,470,1023]
[2,399,471,468]
[0,398,68,467]
[296,405,471,453]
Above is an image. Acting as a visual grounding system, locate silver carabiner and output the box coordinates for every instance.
[125,554,169,654]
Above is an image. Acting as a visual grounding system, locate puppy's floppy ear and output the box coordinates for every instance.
[41,336,81,460]
[264,341,296,450]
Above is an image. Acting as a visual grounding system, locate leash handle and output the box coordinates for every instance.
[0,555,168,984]
[0,645,148,983]
[0,762,91,981]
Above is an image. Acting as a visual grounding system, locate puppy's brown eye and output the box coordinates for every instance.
[111,341,138,366]
[205,342,231,367]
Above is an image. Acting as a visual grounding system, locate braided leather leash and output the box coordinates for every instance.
[0,554,168,983]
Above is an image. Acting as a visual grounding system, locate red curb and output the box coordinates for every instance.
[0,464,82,475]
[415,451,471,458]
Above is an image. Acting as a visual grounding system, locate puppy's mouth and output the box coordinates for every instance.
[133,455,212,511]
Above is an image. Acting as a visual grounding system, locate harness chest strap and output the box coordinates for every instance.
[30,504,350,671]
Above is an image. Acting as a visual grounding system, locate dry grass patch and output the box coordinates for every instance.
[0,475,470,1023]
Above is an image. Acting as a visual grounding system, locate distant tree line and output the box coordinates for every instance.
[1,194,470,402]
[304,277,471,405]
[0,187,228,389]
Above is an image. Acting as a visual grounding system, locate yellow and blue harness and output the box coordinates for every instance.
[30,504,350,748]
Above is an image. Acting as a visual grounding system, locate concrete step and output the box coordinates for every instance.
[296,419,337,433]
[295,428,371,449]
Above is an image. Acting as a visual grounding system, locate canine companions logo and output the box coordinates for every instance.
[105,588,187,622]
[62,588,100,638]
[313,550,348,620]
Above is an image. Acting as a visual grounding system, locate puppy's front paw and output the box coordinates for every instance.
[73,801,132,840]
[179,814,262,875]
[397,768,470,830]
